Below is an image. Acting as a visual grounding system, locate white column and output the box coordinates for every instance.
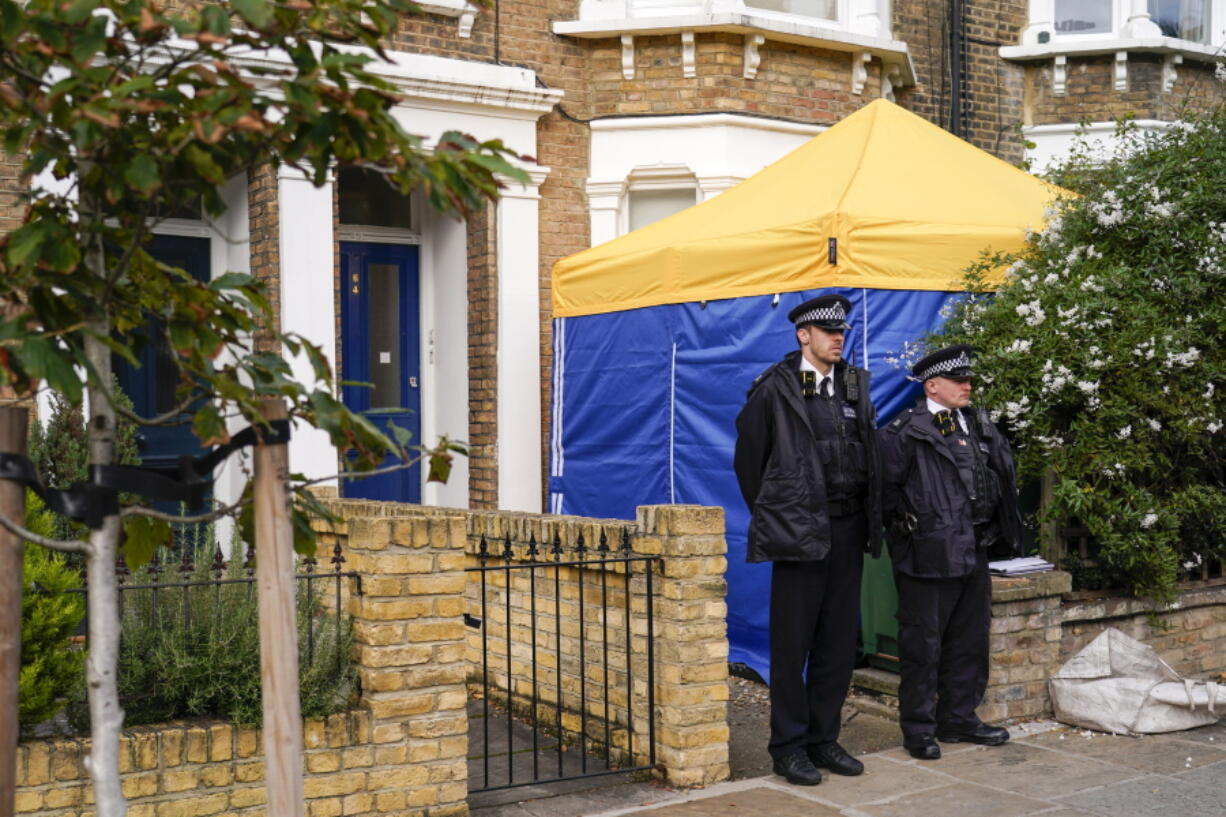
[496,168,550,512]
[277,167,338,487]
[1126,0,1162,36]
[586,181,624,247]
[1021,0,1055,44]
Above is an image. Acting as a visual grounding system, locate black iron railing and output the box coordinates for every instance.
[466,525,658,794]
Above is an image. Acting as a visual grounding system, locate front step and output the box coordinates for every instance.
[852,667,900,697]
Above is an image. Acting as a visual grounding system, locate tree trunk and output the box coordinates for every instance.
[0,405,29,817]
[254,398,305,817]
[81,192,127,816]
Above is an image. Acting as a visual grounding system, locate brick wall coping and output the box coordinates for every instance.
[990,570,1073,602]
[1062,583,1226,624]
[992,571,1226,622]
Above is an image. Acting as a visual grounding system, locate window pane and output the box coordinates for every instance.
[744,0,838,20]
[628,188,697,232]
[367,263,401,409]
[1054,0,1112,33]
[1148,0,1208,41]
[338,167,413,228]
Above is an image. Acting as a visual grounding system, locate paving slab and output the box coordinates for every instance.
[1021,729,1225,775]
[1159,719,1226,750]
[1055,773,1226,817]
[1173,757,1226,789]
[929,740,1139,799]
[852,780,1052,817]
[604,787,846,817]
[771,754,950,808]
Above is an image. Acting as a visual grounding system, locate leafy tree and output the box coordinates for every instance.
[0,1,525,813]
[937,111,1226,603]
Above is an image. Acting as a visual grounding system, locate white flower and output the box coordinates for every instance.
[1005,338,1032,354]
[1116,425,1132,440]
[1164,348,1201,368]
[1043,273,1060,285]
[1209,421,1223,433]
[1147,418,1162,432]
[1141,513,1158,529]
[1206,383,1216,399]
[1077,380,1099,395]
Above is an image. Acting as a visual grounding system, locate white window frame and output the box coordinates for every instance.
[623,167,700,235]
[1010,0,1226,52]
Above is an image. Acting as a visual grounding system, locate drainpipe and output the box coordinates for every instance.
[949,0,966,138]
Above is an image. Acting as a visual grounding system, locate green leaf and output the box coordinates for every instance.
[231,0,273,28]
[13,337,81,403]
[192,403,228,446]
[290,507,317,558]
[209,272,257,291]
[427,449,452,484]
[387,421,413,449]
[62,0,99,24]
[121,517,170,570]
[123,153,160,194]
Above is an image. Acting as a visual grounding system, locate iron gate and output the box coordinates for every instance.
[465,526,659,794]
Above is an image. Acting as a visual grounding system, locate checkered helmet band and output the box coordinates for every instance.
[793,304,847,326]
[915,350,972,381]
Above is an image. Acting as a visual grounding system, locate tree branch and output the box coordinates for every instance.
[0,509,91,555]
[119,497,247,525]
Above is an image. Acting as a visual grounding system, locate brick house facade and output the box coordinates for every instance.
[6,0,1225,512]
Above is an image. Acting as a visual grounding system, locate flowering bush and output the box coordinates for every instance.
[937,112,1226,603]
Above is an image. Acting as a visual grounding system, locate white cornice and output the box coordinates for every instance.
[589,111,826,136]
[554,11,915,85]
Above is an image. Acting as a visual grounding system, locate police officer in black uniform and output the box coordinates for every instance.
[734,294,883,786]
[878,344,1022,760]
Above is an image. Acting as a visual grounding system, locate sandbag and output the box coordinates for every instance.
[1049,627,1221,735]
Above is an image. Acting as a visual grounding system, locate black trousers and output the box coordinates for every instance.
[894,549,991,741]
[767,512,866,760]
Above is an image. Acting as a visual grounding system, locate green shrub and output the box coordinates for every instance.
[935,111,1226,602]
[19,492,85,732]
[101,529,356,728]
[28,382,141,543]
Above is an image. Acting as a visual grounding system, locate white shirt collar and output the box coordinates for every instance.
[799,356,833,382]
[926,398,968,433]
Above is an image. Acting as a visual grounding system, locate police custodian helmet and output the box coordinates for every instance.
[912,344,975,381]
[787,294,852,331]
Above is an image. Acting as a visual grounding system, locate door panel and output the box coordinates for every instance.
[114,234,212,471]
[340,242,421,503]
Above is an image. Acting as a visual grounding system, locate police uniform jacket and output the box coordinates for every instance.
[733,351,884,563]
[878,398,1023,578]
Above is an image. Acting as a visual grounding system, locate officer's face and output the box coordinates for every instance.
[797,325,844,368]
[926,375,972,409]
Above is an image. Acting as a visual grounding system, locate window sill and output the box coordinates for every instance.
[1000,35,1220,95]
[1000,35,1221,64]
[552,11,915,87]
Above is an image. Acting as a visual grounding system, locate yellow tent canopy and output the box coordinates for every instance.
[552,99,1067,318]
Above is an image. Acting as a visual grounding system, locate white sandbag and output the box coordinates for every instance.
[1049,628,1221,735]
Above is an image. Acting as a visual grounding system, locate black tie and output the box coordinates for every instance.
[819,378,832,399]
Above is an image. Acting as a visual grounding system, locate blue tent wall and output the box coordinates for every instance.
[550,288,962,681]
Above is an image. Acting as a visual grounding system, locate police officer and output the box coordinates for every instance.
[734,294,883,786]
[878,344,1022,760]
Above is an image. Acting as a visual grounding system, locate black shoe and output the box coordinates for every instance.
[772,751,823,785]
[904,735,941,760]
[808,742,864,776]
[936,723,1010,746]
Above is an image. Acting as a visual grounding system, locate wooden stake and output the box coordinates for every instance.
[253,399,305,817]
[0,406,29,817]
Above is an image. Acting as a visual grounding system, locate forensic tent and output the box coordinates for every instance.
[549,99,1062,680]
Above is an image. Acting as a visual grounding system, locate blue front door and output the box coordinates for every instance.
[115,234,212,471]
[340,242,421,503]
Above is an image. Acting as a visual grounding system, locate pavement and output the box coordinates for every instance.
[468,674,1226,817]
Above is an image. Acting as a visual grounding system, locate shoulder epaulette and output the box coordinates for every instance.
[886,409,915,433]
